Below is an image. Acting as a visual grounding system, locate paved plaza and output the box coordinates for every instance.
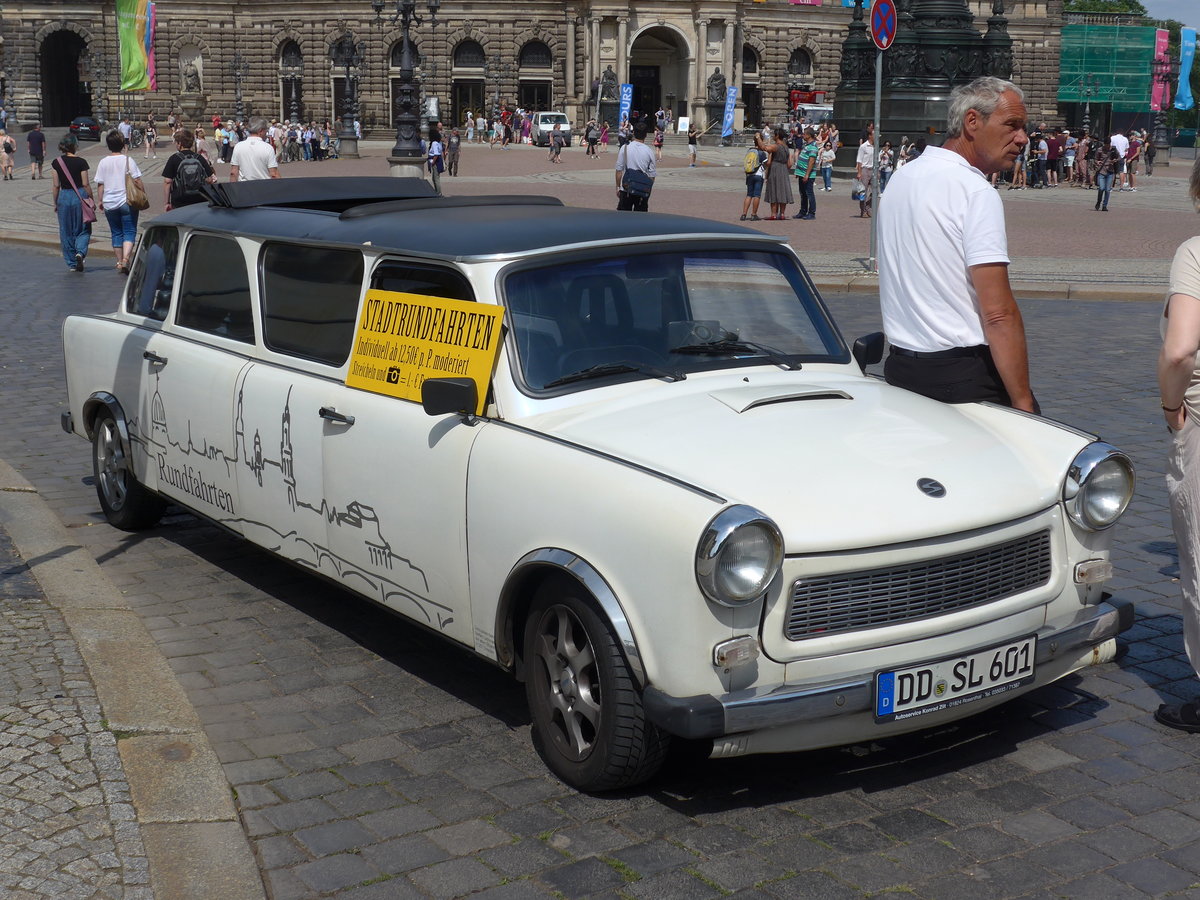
[0,137,1199,898]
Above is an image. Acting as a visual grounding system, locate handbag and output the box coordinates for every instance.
[619,146,654,199]
[851,178,866,200]
[58,158,97,224]
[124,155,149,211]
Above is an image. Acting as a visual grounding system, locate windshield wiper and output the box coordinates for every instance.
[669,339,802,370]
[544,361,686,388]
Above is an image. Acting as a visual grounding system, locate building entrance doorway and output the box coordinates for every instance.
[41,30,90,125]
[629,26,689,124]
[518,81,551,112]
[452,80,484,127]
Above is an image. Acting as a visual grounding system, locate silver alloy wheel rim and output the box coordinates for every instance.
[96,419,129,511]
[532,605,601,761]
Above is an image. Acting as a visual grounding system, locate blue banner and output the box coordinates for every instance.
[1177,27,1196,112]
[618,83,633,124]
[722,85,739,138]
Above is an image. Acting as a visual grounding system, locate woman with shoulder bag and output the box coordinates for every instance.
[94,130,146,273]
[50,133,93,272]
[0,129,14,180]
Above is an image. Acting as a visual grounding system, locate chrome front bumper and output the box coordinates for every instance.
[642,599,1134,740]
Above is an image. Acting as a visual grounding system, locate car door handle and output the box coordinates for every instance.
[318,406,355,426]
[143,351,168,366]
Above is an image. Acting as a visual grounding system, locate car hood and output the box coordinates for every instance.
[521,371,1092,553]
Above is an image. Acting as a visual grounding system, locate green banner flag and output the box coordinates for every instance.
[117,0,151,91]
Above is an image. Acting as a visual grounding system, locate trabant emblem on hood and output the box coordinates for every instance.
[917,478,946,498]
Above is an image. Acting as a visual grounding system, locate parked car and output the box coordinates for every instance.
[532,111,572,147]
[61,177,1135,791]
[69,116,102,141]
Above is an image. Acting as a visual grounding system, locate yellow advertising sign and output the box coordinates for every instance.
[345,290,505,415]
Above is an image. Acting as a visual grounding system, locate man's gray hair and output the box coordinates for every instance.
[945,77,1023,139]
[249,115,270,135]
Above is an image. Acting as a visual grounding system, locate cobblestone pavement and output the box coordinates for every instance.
[3,223,1200,898]
[0,529,151,898]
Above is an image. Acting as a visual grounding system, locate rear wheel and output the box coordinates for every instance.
[92,410,166,531]
[524,579,669,791]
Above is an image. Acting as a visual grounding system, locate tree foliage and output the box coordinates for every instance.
[1063,0,1148,12]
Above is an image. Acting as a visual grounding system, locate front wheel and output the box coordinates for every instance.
[92,410,166,531]
[524,580,669,791]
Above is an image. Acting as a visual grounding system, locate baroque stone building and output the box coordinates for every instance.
[0,1,1065,133]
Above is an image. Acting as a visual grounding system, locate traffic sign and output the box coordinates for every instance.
[870,0,897,51]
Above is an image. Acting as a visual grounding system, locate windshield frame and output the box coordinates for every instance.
[498,241,851,398]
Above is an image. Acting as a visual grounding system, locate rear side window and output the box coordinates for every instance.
[370,261,474,301]
[176,235,254,343]
[261,243,364,365]
[125,226,180,321]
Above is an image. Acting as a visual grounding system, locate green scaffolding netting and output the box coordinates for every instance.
[1057,23,1157,112]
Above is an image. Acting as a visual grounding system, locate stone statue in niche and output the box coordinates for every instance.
[707,68,726,102]
[179,46,204,94]
[600,65,618,100]
[182,59,201,93]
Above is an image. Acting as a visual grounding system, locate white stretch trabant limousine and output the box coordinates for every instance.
[61,177,1135,791]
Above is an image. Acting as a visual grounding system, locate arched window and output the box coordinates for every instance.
[454,40,486,68]
[390,38,421,68]
[280,41,302,69]
[742,45,759,75]
[787,49,812,77]
[519,41,552,69]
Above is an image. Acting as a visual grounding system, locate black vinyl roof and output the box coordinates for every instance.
[162,177,774,259]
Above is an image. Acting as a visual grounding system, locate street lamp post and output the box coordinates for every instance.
[1153,53,1178,157]
[231,51,250,122]
[331,34,363,158]
[372,0,441,179]
[1079,74,1100,136]
[484,55,515,121]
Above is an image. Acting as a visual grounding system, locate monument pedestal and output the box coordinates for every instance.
[178,93,207,128]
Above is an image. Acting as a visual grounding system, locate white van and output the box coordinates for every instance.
[532,111,572,147]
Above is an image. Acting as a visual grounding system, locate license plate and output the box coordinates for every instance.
[875,636,1037,722]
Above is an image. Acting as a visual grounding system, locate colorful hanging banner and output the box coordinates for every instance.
[117,0,153,91]
[722,85,739,138]
[1151,29,1169,112]
[1176,27,1196,112]
[145,3,158,91]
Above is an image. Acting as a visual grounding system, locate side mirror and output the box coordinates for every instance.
[422,377,478,418]
[852,332,885,373]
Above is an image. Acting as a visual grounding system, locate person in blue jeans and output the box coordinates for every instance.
[49,134,92,272]
[94,129,146,273]
[792,128,818,220]
[820,140,836,191]
[1094,140,1119,212]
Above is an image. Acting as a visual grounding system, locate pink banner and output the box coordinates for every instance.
[1152,28,1169,111]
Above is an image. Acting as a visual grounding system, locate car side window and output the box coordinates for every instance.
[175,234,255,343]
[125,226,180,321]
[370,261,474,301]
[260,242,364,366]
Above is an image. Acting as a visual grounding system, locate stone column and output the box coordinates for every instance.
[695,19,709,128]
[617,17,628,83]
[566,15,577,100]
[724,20,735,93]
[591,16,601,88]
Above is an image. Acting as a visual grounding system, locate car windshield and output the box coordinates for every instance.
[542,115,569,126]
[504,248,848,392]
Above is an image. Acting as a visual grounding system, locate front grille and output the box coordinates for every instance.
[785,530,1052,641]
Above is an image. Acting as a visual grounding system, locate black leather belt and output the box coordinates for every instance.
[889,345,987,360]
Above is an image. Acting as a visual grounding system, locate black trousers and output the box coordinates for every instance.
[884,345,1012,406]
[617,190,649,212]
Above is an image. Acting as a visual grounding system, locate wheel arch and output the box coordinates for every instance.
[497,548,646,688]
[82,392,132,444]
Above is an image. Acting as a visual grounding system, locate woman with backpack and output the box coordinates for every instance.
[0,130,14,180]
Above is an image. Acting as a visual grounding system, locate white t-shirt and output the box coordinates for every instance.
[878,145,1010,352]
[1109,132,1129,159]
[94,153,142,208]
[856,141,874,169]
[230,135,277,181]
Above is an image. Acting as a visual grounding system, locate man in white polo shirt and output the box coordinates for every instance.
[878,76,1037,414]
[229,116,280,182]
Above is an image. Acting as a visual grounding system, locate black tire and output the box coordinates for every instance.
[524,578,669,791]
[92,410,166,531]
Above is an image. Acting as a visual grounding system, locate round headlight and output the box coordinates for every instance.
[1065,443,1135,531]
[696,506,784,606]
